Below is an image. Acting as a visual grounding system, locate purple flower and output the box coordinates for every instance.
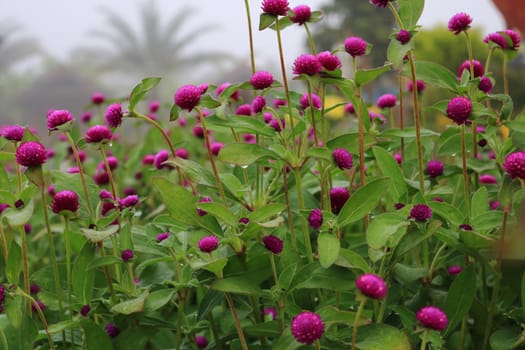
[269,118,285,132]
[345,103,355,114]
[81,112,92,123]
[236,104,252,116]
[195,335,208,348]
[448,12,472,35]
[458,59,484,78]
[446,96,472,125]
[51,190,80,214]
[197,197,212,216]
[293,54,322,76]
[370,0,391,8]
[330,187,350,215]
[264,307,278,320]
[369,112,386,124]
[250,71,274,89]
[47,109,74,131]
[407,80,426,93]
[394,202,405,210]
[24,223,31,234]
[0,285,5,304]
[252,96,266,113]
[175,85,202,111]
[290,5,311,24]
[317,51,342,71]
[479,76,493,94]
[300,93,321,109]
[308,208,323,229]
[355,273,388,299]
[31,300,45,313]
[416,306,449,331]
[16,141,47,167]
[198,236,219,253]
[119,195,139,209]
[0,125,25,141]
[121,249,134,262]
[426,160,444,178]
[503,29,521,50]
[396,29,411,44]
[504,152,525,180]
[479,174,497,184]
[333,148,353,170]
[30,283,40,295]
[216,82,240,101]
[175,148,189,159]
[410,204,432,222]
[344,36,368,57]
[154,150,170,169]
[210,142,224,156]
[149,100,160,113]
[80,304,91,316]
[433,197,444,203]
[291,311,325,345]
[448,265,463,275]
[394,153,402,164]
[377,94,397,109]
[105,323,120,338]
[142,154,155,165]
[485,30,521,50]
[91,92,105,105]
[85,125,113,143]
[261,0,289,16]
[104,103,123,128]
[156,232,170,242]
[273,98,287,108]
[262,235,283,254]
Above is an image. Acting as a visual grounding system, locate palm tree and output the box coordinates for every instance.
[0,21,41,77]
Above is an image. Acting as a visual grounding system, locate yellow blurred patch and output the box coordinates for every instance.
[324,95,346,120]
[499,125,509,140]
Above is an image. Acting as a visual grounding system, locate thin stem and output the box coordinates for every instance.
[503,55,509,96]
[398,72,405,158]
[98,242,117,304]
[64,217,73,317]
[99,145,118,200]
[354,57,366,187]
[294,169,314,263]
[428,243,447,280]
[225,293,248,350]
[420,329,429,350]
[307,81,319,146]
[0,223,7,263]
[484,47,495,74]
[127,262,137,295]
[304,23,317,54]
[464,31,475,78]
[408,52,425,194]
[459,315,468,350]
[352,298,367,350]
[461,125,471,216]
[270,254,279,286]
[315,339,321,350]
[19,225,30,313]
[18,288,55,350]
[282,168,297,250]
[243,0,256,74]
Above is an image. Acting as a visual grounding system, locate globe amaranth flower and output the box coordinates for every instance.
[448,12,472,35]
[344,36,368,57]
[479,76,493,94]
[479,174,497,184]
[410,204,432,221]
[216,82,240,101]
[503,29,521,50]
[0,125,25,141]
[118,195,139,209]
[377,94,397,109]
[261,0,289,16]
[446,96,472,125]
[369,112,386,124]
[198,235,219,253]
[300,93,321,109]
[504,152,525,179]
[273,98,287,108]
[407,80,426,93]
[154,150,170,169]
[250,71,274,89]
[156,232,170,242]
[149,100,160,113]
[80,304,91,317]
[16,141,47,167]
[485,30,521,50]
[394,153,402,165]
[252,96,266,113]
[104,103,123,128]
[293,54,322,75]
[458,59,484,78]
[30,283,40,295]
[426,160,444,178]
[330,187,350,215]
[51,190,80,214]
[197,197,212,216]
[396,29,411,44]
[345,103,355,114]
[236,104,252,116]
[269,118,285,132]
[47,109,74,131]
[355,273,388,299]
[239,217,250,225]
[85,125,113,143]
[448,265,463,275]
[370,0,391,8]
[333,148,353,170]
[81,112,92,123]
[291,311,325,345]
[121,249,134,262]
[91,92,105,105]
[264,307,278,320]
[317,51,342,71]
[31,300,45,313]
[210,142,224,156]
[105,323,120,338]
[195,335,208,348]
[175,148,189,159]
[262,235,283,254]
[416,306,449,331]
[175,85,202,111]
[290,5,311,24]
[24,223,31,234]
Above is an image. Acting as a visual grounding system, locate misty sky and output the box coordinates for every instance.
[4,0,506,71]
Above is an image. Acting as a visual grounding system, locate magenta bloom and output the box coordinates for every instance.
[121,249,134,262]
[154,150,170,169]
[300,93,321,109]
[198,235,219,253]
[377,94,397,108]
[261,0,289,16]
[333,148,353,170]
[485,30,521,50]
[291,311,325,345]
[370,0,391,8]
[504,152,525,180]
[30,283,40,295]
[330,187,350,214]
[91,92,105,105]
[394,153,402,164]
[142,154,155,165]
[236,104,252,116]
[195,335,208,348]
[31,300,45,313]
[344,36,368,57]
[458,60,484,78]
[81,112,92,123]
[264,307,278,320]
[269,117,285,132]
[250,71,274,89]
[345,103,355,114]
[448,265,463,275]
[216,82,240,101]
[105,323,120,338]
[416,306,449,331]
[85,125,112,143]
[262,235,283,254]
[448,12,472,35]
[156,232,170,242]
[369,112,386,124]
[355,273,388,299]
[396,29,411,44]
[51,190,80,214]
[408,80,426,93]
[252,96,266,113]
[410,204,432,221]
[119,195,139,209]
[479,76,493,94]
[80,304,91,317]
[293,54,322,75]
[290,5,311,24]
[426,160,444,178]
[175,85,202,111]
[446,96,472,125]
[175,148,189,159]
[503,29,521,50]
[0,125,25,141]
[104,103,123,128]
[149,100,160,113]
[16,141,47,167]
[197,197,212,216]
[317,51,342,71]
[479,174,497,184]
[210,142,224,156]
[47,109,74,131]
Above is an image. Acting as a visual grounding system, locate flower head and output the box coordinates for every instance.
[330,187,350,214]
[197,197,212,216]
[250,71,274,90]
[262,235,283,254]
[198,235,219,253]
[0,125,25,141]
[396,29,411,44]
[30,283,40,295]
[486,30,521,50]
[333,148,353,170]
[345,103,355,114]
[91,92,105,105]
[16,141,47,167]
[446,96,472,125]
[156,232,170,242]
[261,0,289,16]
[426,160,444,178]
[252,96,266,113]
[216,82,240,101]
[175,148,189,159]
[104,103,123,128]
[118,195,139,209]
[300,93,321,109]
[236,104,252,116]
[31,300,45,313]
[410,204,432,221]
[356,273,388,299]
[293,54,322,75]
[448,265,463,275]
[121,249,134,262]
[210,142,224,156]
[195,335,208,348]
[377,94,397,109]
[149,100,160,113]
[370,0,391,8]
[154,150,170,169]
[264,307,278,320]
[344,36,368,57]
[290,5,311,24]
[448,12,472,35]
[479,174,497,184]
[51,190,80,214]
[416,306,449,331]
[47,110,74,131]
[175,85,202,111]
[479,76,493,94]
[408,80,426,93]
[308,208,323,229]
[504,152,525,179]
[369,112,386,124]
[317,51,342,71]
[80,304,91,316]
[394,153,402,164]
[503,29,521,50]
[291,311,325,345]
[85,125,112,143]
[81,112,92,123]
[105,323,120,338]
[458,59,484,78]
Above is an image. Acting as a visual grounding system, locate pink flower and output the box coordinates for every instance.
[105,323,119,338]
[91,92,105,105]
[504,152,525,180]
[293,54,322,75]
[370,0,391,8]
[104,103,123,128]
[264,307,278,320]
[81,112,92,123]
[426,160,444,178]
[308,208,323,229]
[118,195,139,209]
[149,100,160,113]
[330,187,350,214]
[317,51,342,71]
[333,148,353,170]
[85,125,112,143]
[261,0,289,16]
[291,311,324,345]
[446,96,472,125]
[16,141,47,167]
[250,71,274,89]
[0,125,25,141]
[344,36,367,57]
[408,80,426,93]
[394,153,402,164]
[252,96,266,113]
[377,94,397,108]
[195,335,208,348]
[290,5,311,24]
[175,85,202,111]
[236,104,252,116]
[300,93,321,109]
[198,236,219,253]
[121,249,134,262]
[458,60,484,78]
[416,306,448,331]
[197,197,212,216]
[479,76,493,94]
[410,204,432,221]
[154,150,170,169]
[396,29,411,44]
[210,142,224,156]
[479,174,497,184]
[156,232,170,242]
[216,82,240,101]
[356,273,388,299]
[448,12,472,35]
[262,235,283,254]
[175,148,189,159]
[448,265,463,275]
[47,109,74,131]
[51,190,80,214]
[345,103,355,114]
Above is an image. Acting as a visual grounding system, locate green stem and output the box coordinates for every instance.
[459,315,468,350]
[428,243,447,280]
[19,225,30,313]
[270,254,279,286]
[307,81,319,146]
[503,55,509,96]
[243,0,256,74]
[294,169,313,263]
[352,298,367,350]
[283,168,298,250]
[420,329,429,350]
[0,222,7,263]
[461,125,471,216]
[304,23,317,54]
[98,242,117,304]
[225,292,248,350]
[408,52,425,194]
[64,218,73,317]
[315,339,321,350]
[464,31,475,78]
[484,47,495,74]
[127,262,137,295]
[99,145,118,200]
[354,57,366,187]
[18,288,55,350]
[398,72,405,158]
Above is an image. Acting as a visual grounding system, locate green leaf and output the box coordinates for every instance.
[278,263,298,291]
[490,329,521,350]
[0,151,14,162]
[199,94,221,109]
[111,291,149,315]
[317,233,340,268]
[80,225,119,243]
[333,248,370,272]
[428,201,466,227]
[372,146,407,202]
[218,143,279,166]
[3,200,34,226]
[471,186,488,216]
[367,213,408,250]
[328,133,376,156]
[438,130,473,156]
[387,39,415,68]
[47,320,80,334]
[444,264,476,334]
[169,103,179,121]
[380,127,438,138]
[128,77,161,111]
[144,289,175,312]
[355,324,411,350]
[73,243,96,304]
[398,0,425,28]
[6,295,23,329]
[87,255,122,270]
[338,177,390,227]
[249,204,287,223]
[196,202,238,227]
[1,312,38,350]
[413,61,458,92]
[81,319,114,350]
[393,263,428,283]
[259,13,276,30]
[212,277,262,295]
[243,321,281,337]
[192,258,228,277]
[355,64,392,86]
[6,241,22,285]
[0,190,16,207]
